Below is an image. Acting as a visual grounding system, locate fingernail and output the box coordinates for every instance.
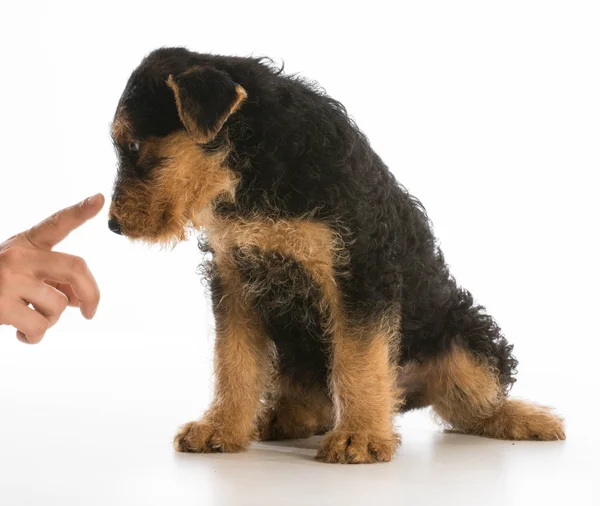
[84,193,103,206]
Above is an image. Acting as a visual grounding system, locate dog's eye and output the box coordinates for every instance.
[128,141,140,154]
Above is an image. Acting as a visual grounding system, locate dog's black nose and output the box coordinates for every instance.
[108,218,122,235]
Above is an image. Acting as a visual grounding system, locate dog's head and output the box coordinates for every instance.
[109,48,246,244]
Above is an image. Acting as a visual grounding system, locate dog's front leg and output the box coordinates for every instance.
[316,321,401,464]
[174,257,271,453]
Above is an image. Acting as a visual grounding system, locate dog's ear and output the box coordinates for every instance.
[166,67,247,144]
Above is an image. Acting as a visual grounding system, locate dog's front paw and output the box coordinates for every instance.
[316,430,400,464]
[174,419,251,453]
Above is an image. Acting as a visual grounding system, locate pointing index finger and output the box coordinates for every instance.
[24,194,105,250]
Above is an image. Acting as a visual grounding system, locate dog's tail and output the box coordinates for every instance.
[424,287,566,441]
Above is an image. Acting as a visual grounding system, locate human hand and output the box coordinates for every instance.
[0,194,104,343]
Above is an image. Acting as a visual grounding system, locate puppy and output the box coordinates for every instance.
[109,47,565,464]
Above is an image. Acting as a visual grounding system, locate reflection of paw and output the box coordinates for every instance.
[174,420,250,453]
[316,430,400,464]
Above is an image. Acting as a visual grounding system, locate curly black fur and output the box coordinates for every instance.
[117,47,518,391]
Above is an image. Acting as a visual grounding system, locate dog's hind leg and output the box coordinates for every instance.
[258,376,333,441]
[427,345,565,441]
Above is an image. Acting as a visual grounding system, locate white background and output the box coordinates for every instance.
[0,1,598,505]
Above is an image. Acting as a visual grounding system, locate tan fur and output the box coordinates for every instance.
[174,255,273,453]
[286,220,403,463]
[110,120,406,458]
[110,122,407,458]
[197,211,350,311]
[199,212,402,462]
[408,346,566,441]
[199,212,349,273]
[328,323,402,428]
[317,320,402,463]
[167,72,247,144]
[109,131,238,244]
[428,347,505,423]
[258,376,333,440]
[396,360,432,412]
[464,399,566,440]
[111,109,132,142]
[317,431,400,464]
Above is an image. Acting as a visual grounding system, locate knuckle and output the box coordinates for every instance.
[30,319,49,340]
[46,213,61,230]
[46,315,60,328]
[43,285,69,314]
[57,292,69,312]
[70,256,88,275]
[0,246,24,265]
[0,266,13,284]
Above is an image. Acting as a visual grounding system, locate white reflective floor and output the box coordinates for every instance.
[0,351,594,506]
